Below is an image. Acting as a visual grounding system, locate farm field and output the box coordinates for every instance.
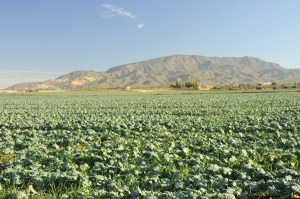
[0,91,300,198]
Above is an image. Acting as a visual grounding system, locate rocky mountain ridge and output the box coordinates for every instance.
[6,55,300,90]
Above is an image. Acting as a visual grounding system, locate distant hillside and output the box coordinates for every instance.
[289,69,300,78]
[6,55,300,90]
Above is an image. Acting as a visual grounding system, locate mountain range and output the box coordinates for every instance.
[6,55,300,90]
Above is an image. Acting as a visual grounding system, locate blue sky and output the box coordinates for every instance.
[1,0,300,88]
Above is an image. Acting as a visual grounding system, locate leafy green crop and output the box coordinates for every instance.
[0,92,299,198]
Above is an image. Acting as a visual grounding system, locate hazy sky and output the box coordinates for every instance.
[1,0,300,89]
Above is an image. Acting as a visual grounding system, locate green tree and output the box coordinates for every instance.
[256,83,262,90]
[185,79,199,89]
[271,82,278,89]
[293,82,297,88]
[185,81,193,88]
[173,80,184,88]
[192,81,199,89]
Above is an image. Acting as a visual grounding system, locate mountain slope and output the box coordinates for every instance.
[289,69,300,79]
[6,55,300,90]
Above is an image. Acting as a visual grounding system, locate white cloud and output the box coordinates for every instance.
[136,23,144,29]
[102,4,136,19]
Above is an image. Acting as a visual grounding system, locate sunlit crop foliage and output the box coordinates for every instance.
[0,92,300,198]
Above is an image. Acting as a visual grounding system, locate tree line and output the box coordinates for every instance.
[170,80,200,89]
[212,82,300,91]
